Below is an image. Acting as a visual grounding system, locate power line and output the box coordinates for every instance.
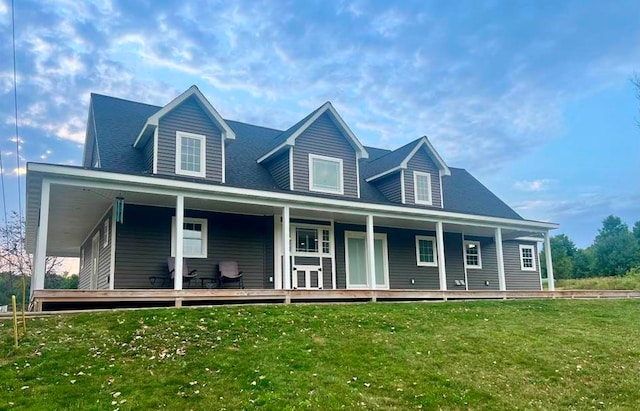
[11,0,24,278]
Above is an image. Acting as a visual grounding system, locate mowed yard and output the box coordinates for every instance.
[2,300,640,410]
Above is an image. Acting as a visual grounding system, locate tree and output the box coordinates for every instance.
[591,215,639,276]
[540,234,577,279]
[0,211,62,305]
[572,248,595,278]
[633,220,640,243]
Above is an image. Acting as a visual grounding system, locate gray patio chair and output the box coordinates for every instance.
[218,261,244,289]
[167,257,198,288]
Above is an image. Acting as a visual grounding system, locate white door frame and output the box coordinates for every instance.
[344,231,389,289]
[91,232,100,289]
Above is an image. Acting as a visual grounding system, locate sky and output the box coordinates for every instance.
[0,0,639,251]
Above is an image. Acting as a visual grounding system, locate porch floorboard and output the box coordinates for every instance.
[29,289,640,312]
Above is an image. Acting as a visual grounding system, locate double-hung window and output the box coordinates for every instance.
[171,217,208,258]
[519,245,536,271]
[309,154,343,194]
[176,131,206,178]
[415,235,437,266]
[413,171,432,205]
[464,240,482,269]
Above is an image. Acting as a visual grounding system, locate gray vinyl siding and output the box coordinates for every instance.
[464,235,500,291]
[156,96,223,182]
[373,172,403,203]
[443,233,466,290]
[336,224,455,290]
[142,139,154,173]
[78,210,112,290]
[404,148,442,207]
[265,149,290,190]
[292,113,358,197]
[321,257,332,289]
[114,205,273,289]
[504,241,542,290]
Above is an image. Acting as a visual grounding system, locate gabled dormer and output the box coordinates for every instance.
[257,102,368,198]
[132,86,235,183]
[363,136,450,208]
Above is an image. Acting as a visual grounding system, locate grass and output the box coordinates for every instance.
[556,272,640,290]
[2,300,640,410]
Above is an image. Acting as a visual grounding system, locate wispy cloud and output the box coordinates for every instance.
[514,179,554,192]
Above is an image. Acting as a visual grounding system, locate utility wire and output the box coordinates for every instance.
[11,0,23,226]
[11,0,27,314]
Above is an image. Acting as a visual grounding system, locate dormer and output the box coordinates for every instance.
[132,86,235,183]
[364,136,450,208]
[257,102,368,198]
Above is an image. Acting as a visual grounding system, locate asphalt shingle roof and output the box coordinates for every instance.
[89,93,523,220]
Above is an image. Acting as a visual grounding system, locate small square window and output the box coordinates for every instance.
[464,241,482,269]
[415,235,437,266]
[413,171,432,205]
[520,245,537,271]
[171,217,208,258]
[175,131,206,178]
[309,154,343,194]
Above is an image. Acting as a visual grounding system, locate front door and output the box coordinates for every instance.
[90,233,100,289]
[345,231,389,289]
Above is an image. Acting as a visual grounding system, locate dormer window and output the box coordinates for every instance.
[176,131,206,178]
[309,154,343,195]
[413,171,432,205]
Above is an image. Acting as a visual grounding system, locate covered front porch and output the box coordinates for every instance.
[26,165,558,307]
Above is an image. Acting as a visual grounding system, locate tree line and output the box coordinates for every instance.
[541,215,640,279]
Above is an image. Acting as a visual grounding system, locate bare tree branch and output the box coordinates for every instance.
[0,211,62,278]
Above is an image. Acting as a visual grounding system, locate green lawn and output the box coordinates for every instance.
[2,300,640,410]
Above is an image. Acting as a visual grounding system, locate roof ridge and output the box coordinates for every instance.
[225,118,284,133]
[366,137,422,164]
[91,93,162,108]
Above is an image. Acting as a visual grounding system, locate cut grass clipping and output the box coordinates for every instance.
[2,300,639,410]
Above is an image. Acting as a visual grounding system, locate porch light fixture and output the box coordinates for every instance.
[114,196,125,224]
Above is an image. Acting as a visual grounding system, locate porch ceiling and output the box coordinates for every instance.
[28,182,281,257]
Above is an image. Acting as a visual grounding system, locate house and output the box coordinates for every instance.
[25,85,557,303]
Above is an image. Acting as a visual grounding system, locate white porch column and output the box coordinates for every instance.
[282,206,291,289]
[544,232,555,291]
[366,214,376,289]
[435,221,447,290]
[494,228,506,291]
[32,180,50,292]
[174,195,184,290]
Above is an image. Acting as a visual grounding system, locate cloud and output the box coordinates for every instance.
[10,166,25,176]
[514,179,554,192]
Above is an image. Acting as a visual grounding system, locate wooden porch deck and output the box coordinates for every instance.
[30,289,640,311]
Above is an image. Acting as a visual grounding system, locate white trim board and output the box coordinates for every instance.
[29,165,558,231]
[257,102,369,164]
[134,85,235,147]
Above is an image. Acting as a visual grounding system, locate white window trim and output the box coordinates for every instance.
[308,153,344,195]
[464,240,482,269]
[175,131,206,178]
[413,171,432,205]
[171,217,208,258]
[519,244,537,271]
[80,247,85,269]
[103,219,109,248]
[415,235,438,267]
